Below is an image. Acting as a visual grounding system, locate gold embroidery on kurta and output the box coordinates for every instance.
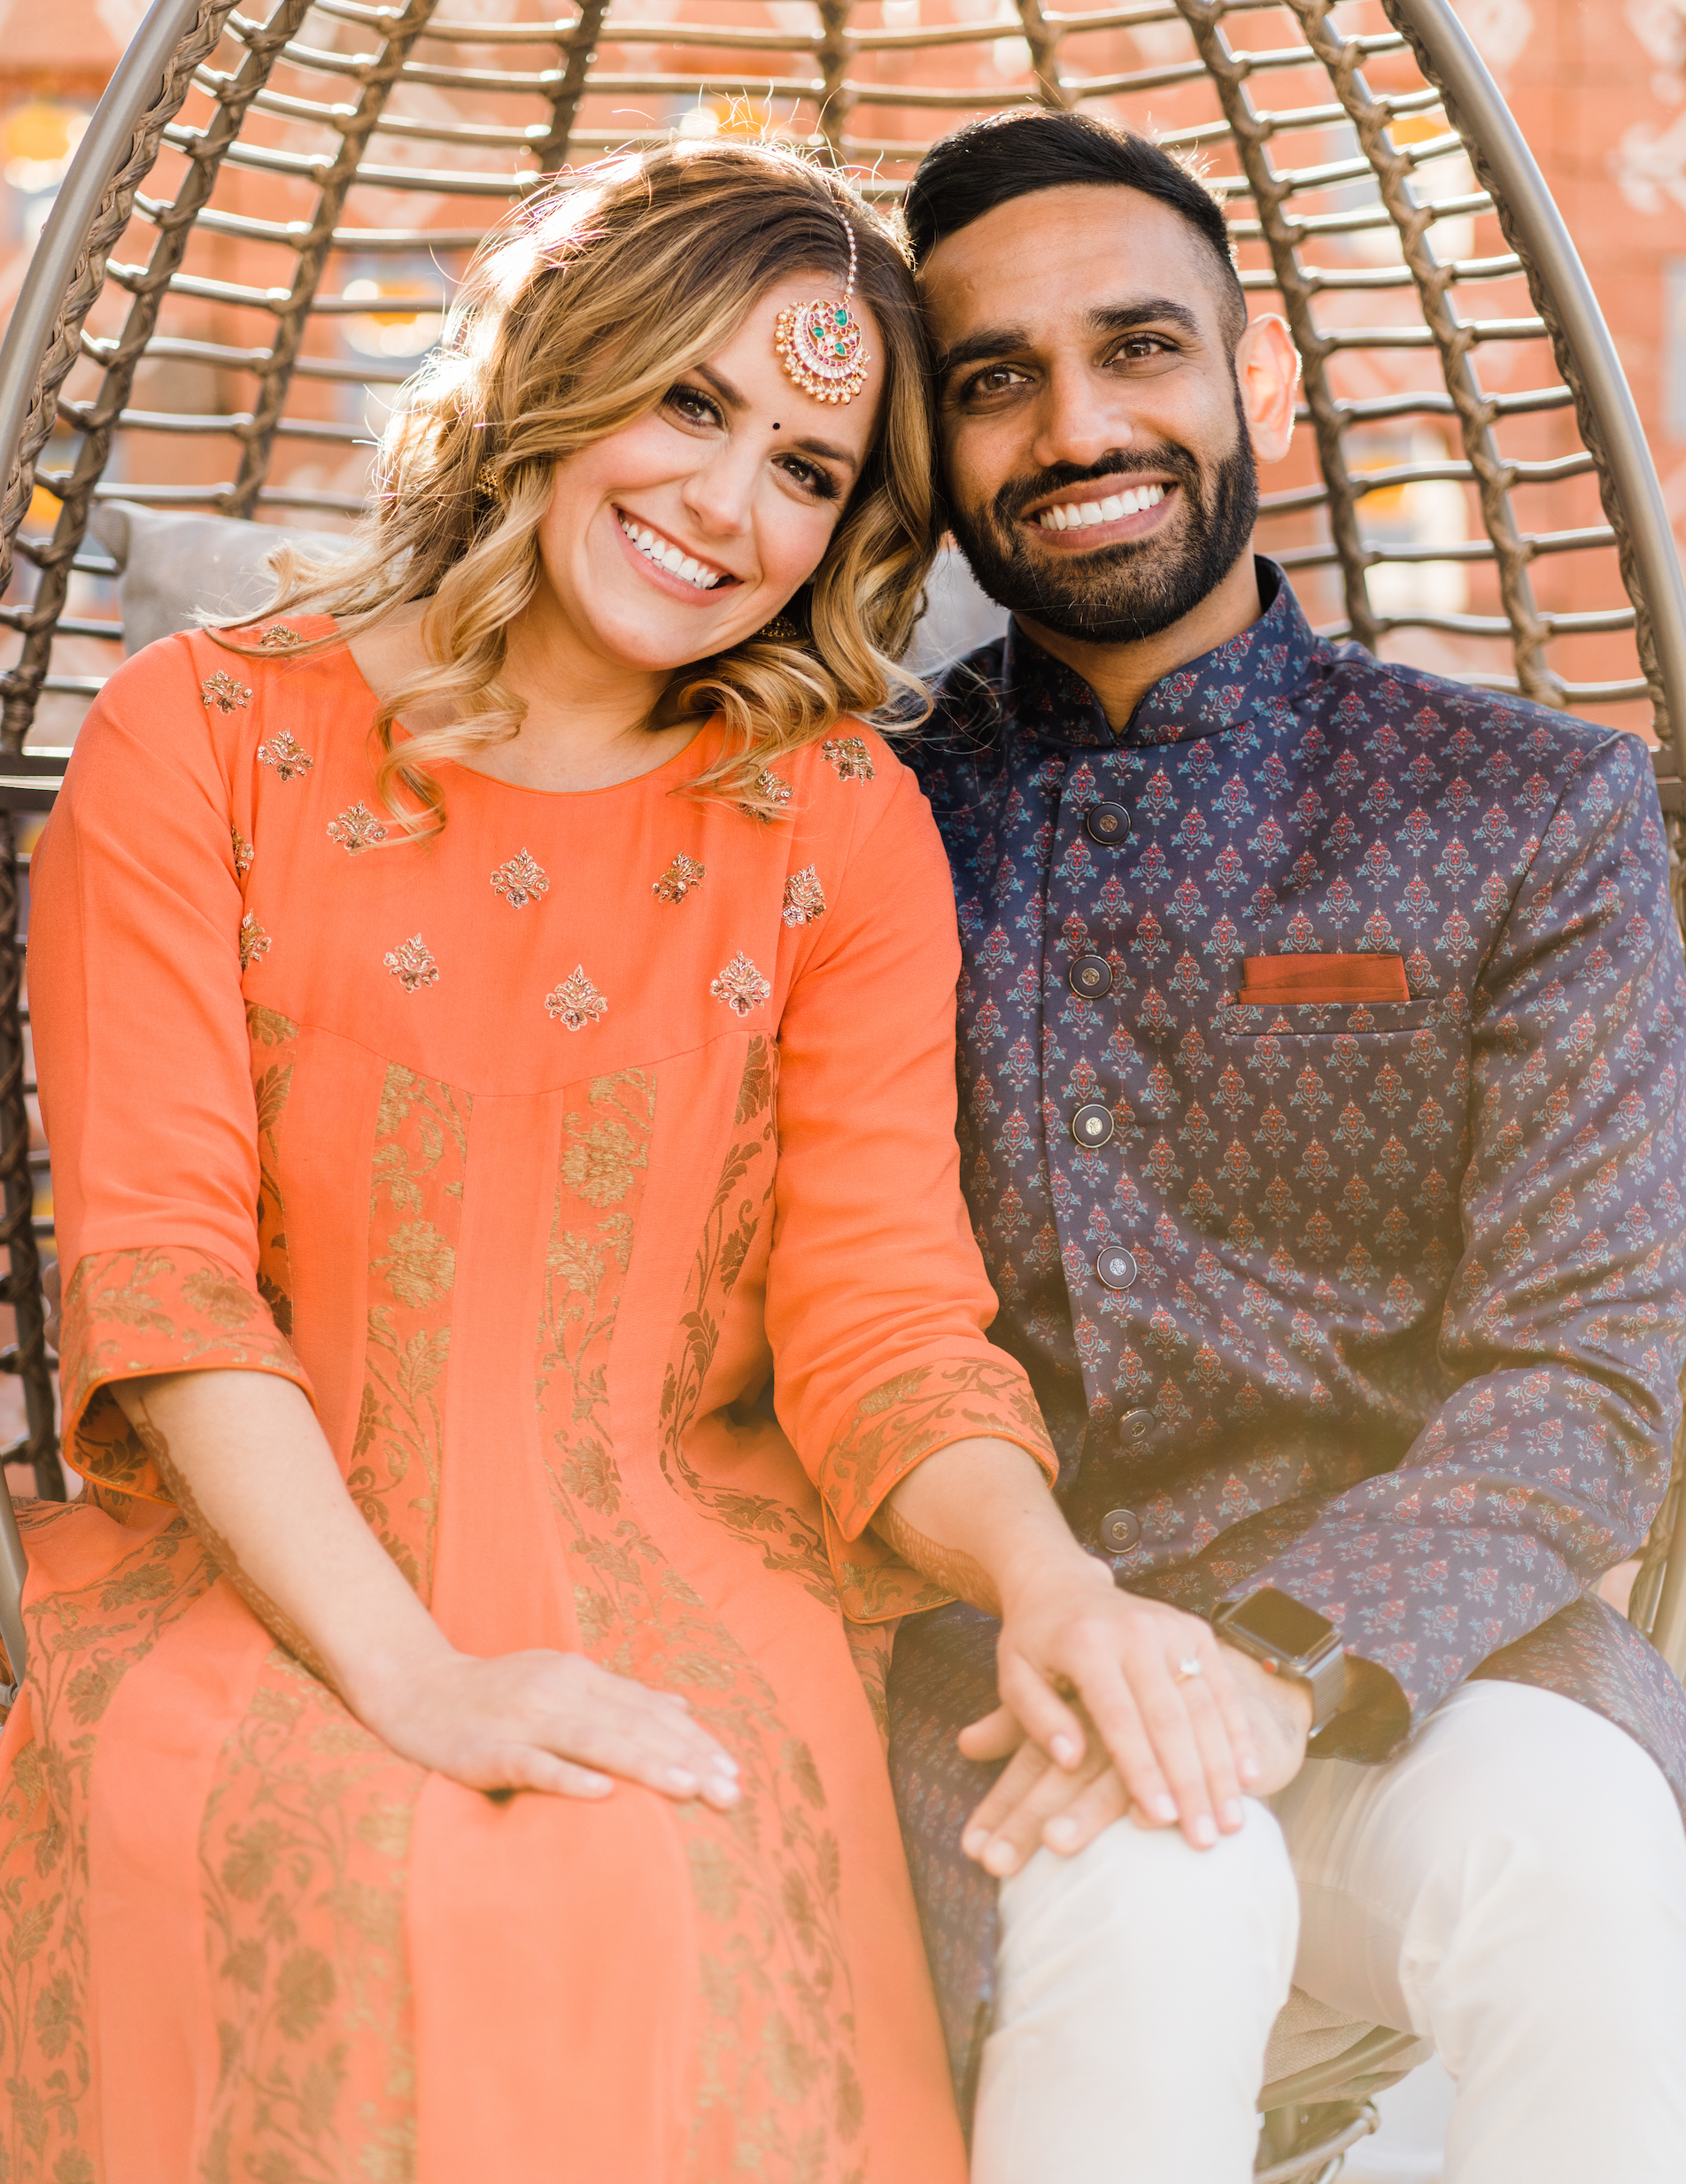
[327,802,388,855]
[490,849,549,907]
[231,825,254,878]
[0,1505,216,2180]
[545,967,607,1030]
[653,853,706,904]
[196,1649,422,2172]
[247,1000,299,1337]
[351,1065,470,1597]
[59,1248,303,1492]
[238,911,271,971]
[256,623,303,648]
[202,670,252,713]
[256,729,313,781]
[532,1065,865,2169]
[781,866,826,927]
[383,934,437,993]
[743,769,792,817]
[821,735,875,782]
[561,1113,646,1207]
[657,1038,832,1607]
[538,1073,653,1523]
[710,953,771,1018]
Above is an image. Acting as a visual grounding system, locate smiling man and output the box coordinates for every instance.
[887,111,1686,2184]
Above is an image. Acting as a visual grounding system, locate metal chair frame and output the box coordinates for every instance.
[3,3,1685,2172]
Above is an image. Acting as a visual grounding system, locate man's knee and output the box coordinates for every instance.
[1404,1687,1686,1939]
[999,1799,1299,1985]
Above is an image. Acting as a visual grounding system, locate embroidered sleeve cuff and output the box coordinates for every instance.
[819,1355,1058,1623]
[60,1246,312,1499]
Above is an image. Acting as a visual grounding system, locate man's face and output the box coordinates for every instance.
[922,184,1264,645]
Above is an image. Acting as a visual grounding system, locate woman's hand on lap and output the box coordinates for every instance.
[360,1648,741,1807]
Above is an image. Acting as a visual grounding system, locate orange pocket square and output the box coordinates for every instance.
[1238,953,1410,1005]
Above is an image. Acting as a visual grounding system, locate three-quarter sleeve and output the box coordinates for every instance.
[33,636,310,1496]
[767,754,1056,1620]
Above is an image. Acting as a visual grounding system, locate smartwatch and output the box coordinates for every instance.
[1212,1588,1346,1734]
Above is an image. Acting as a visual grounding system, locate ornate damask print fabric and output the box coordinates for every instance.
[892,561,1686,2082]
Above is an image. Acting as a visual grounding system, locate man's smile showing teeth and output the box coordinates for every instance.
[1036,483,1167,531]
[616,510,730,590]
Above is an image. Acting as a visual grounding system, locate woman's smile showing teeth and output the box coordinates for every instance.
[616,508,732,591]
[1035,481,1168,531]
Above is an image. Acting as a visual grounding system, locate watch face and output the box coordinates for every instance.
[1226,1588,1334,1659]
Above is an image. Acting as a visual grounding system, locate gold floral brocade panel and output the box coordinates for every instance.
[196,1649,423,2180]
[533,1057,870,2184]
[349,1066,472,1604]
[658,1037,834,1609]
[0,1504,220,2182]
[821,1359,1061,1622]
[246,1001,300,1339]
[59,1247,310,1499]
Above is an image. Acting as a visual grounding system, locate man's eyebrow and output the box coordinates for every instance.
[936,298,1205,381]
[1090,298,1203,342]
[692,361,857,472]
[936,325,1030,380]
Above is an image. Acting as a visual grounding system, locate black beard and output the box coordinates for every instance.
[948,414,1259,647]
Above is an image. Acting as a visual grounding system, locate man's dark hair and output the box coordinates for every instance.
[903,110,1248,348]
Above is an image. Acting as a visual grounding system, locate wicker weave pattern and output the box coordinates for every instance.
[0,0,1657,744]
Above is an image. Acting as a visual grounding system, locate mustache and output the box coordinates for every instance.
[993,446,1202,529]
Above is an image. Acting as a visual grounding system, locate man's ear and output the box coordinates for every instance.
[1234,314,1299,467]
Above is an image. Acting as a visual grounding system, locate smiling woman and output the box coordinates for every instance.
[0,138,1071,2183]
[228,143,938,821]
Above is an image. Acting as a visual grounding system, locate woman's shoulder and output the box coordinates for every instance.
[68,617,352,772]
[778,716,924,825]
[775,716,951,890]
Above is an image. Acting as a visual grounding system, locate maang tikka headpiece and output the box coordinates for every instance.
[774,213,871,407]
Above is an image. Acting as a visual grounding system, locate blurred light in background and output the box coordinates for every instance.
[2,95,89,253]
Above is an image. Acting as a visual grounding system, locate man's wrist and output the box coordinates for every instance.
[1216,1635,1315,1735]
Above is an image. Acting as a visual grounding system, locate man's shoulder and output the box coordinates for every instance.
[1312,639,1629,775]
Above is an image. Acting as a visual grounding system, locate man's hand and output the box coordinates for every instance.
[961,1638,1317,1876]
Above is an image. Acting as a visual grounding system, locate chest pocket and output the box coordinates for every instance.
[1205,1015,1469,1191]
[1217,996,1438,1037]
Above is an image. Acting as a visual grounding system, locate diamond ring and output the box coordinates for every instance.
[1174,1655,1203,1682]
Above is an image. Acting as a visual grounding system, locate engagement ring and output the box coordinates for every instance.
[1175,1656,1203,1682]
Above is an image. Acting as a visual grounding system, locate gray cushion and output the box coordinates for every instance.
[906,547,1008,674]
[87,502,349,657]
[87,502,1008,670]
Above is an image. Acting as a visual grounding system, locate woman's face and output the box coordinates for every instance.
[532,273,885,674]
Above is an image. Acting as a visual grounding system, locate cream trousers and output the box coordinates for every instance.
[971,1680,1686,2184]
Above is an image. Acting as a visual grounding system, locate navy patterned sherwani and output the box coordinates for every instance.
[888,560,1686,2090]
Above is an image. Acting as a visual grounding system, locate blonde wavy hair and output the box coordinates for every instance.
[219,141,938,831]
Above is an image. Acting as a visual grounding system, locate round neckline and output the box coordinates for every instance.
[327,620,715,801]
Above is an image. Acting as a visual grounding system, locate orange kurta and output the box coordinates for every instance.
[0,622,1055,2184]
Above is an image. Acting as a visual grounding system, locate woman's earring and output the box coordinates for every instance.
[476,461,507,506]
[755,612,803,642]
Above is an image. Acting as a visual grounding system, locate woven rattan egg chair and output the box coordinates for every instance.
[3,2,1684,2174]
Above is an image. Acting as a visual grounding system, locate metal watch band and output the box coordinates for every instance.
[1301,1632,1347,1735]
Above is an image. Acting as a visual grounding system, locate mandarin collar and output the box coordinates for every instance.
[1001,557,1316,754]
